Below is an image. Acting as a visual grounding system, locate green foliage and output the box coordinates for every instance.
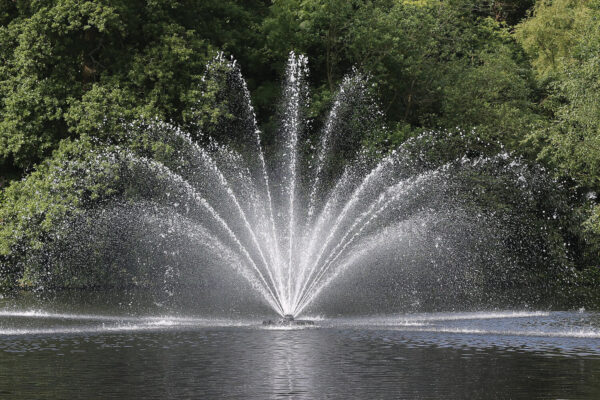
[516,0,600,265]
[259,0,539,153]
[0,138,119,289]
[0,0,266,170]
[0,0,598,305]
[437,46,541,150]
[515,0,590,82]
[0,121,192,291]
[0,0,542,169]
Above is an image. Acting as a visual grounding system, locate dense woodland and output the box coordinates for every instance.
[0,0,599,306]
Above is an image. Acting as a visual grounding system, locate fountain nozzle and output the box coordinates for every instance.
[283,314,294,322]
[262,313,314,326]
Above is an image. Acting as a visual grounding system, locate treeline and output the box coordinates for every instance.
[0,1,598,300]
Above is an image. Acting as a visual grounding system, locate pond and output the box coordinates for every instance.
[1,308,599,399]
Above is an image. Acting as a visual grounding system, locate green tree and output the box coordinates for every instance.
[516,0,591,82]
[260,0,539,152]
[0,0,267,173]
[517,0,600,267]
[437,45,541,150]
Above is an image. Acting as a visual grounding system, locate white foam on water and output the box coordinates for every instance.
[0,309,256,335]
[330,311,550,327]
[0,309,142,321]
[391,326,600,339]
[404,311,551,322]
[261,324,317,331]
[300,314,326,321]
[0,320,255,336]
[0,325,163,336]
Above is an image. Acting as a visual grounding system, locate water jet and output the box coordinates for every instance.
[31,51,565,316]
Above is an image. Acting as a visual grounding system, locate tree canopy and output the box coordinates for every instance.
[0,0,598,306]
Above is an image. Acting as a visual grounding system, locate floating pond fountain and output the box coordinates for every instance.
[16,52,569,319]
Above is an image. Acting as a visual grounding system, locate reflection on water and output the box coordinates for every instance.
[1,310,600,399]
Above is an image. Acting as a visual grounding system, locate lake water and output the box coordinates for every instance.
[1,308,599,399]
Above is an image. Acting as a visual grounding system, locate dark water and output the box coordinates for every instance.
[1,310,600,399]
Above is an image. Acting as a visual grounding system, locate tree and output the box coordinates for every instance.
[0,0,267,172]
[516,0,591,82]
[517,0,600,266]
[259,0,539,153]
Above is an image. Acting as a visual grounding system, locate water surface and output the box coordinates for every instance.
[1,310,599,399]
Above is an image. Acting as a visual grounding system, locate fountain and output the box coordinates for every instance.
[27,52,566,320]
